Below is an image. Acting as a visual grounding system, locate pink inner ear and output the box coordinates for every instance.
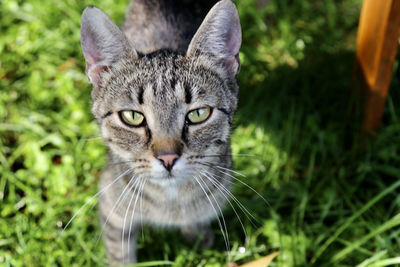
[81,25,110,84]
[234,53,241,73]
[86,63,109,84]
[225,25,241,55]
[223,54,240,76]
[221,26,241,75]
[81,26,104,63]
[222,20,241,75]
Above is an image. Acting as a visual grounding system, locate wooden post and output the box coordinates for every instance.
[354,0,400,133]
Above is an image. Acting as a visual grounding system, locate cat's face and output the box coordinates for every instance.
[80,0,241,184]
[92,51,237,183]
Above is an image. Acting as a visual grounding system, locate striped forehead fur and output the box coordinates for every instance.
[92,49,237,124]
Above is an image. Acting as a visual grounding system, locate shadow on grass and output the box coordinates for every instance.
[231,47,400,265]
[237,49,358,139]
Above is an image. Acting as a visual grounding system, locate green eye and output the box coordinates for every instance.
[187,107,212,124]
[119,110,145,126]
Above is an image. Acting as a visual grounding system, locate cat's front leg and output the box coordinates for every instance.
[99,198,138,266]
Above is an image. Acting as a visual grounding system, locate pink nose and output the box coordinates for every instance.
[157,153,179,171]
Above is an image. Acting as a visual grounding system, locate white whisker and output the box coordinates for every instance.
[200,171,248,243]
[202,169,259,222]
[230,154,257,157]
[139,178,147,240]
[122,177,142,264]
[60,168,133,237]
[127,178,146,256]
[95,174,139,246]
[200,153,258,158]
[82,136,103,141]
[214,165,246,177]
[202,163,270,207]
[194,175,230,257]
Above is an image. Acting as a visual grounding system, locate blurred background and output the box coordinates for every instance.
[1,0,400,266]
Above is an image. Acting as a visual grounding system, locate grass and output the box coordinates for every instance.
[1,0,400,266]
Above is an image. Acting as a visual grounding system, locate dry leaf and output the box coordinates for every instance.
[239,251,280,267]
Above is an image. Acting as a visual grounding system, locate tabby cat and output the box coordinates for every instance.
[80,0,241,264]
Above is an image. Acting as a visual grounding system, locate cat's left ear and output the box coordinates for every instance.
[186,0,241,76]
[81,6,137,85]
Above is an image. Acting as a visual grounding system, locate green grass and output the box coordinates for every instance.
[1,0,400,266]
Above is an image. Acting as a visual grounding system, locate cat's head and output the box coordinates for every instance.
[80,0,241,183]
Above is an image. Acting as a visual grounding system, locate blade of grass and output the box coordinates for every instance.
[356,250,387,267]
[312,179,400,264]
[332,214,400,262]
[369,257,400,267]
[336,238,373,257]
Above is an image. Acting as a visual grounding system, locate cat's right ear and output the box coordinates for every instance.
[81,6,137,85]
[186,0,241,77]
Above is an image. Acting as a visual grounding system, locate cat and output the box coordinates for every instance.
[80,0,241,264]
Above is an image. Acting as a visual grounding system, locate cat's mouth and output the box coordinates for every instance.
[165,171,175,179]
[146,164,198,185]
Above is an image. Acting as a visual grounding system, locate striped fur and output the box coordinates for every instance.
[80,0,241,265]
